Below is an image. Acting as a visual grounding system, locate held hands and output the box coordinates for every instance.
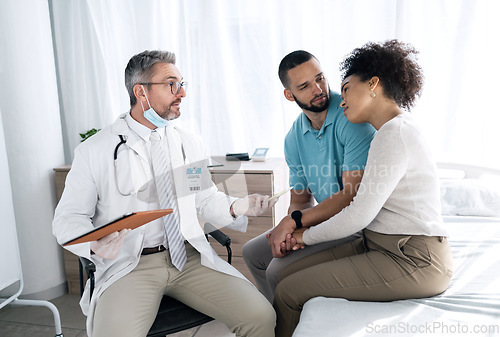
[90,229,130,260]
[232,194,278,217]
[267,215,299,258]
[291,227,307,249]
[267,216,307,258]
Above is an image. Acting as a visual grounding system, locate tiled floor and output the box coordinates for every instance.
[0,294,235,337]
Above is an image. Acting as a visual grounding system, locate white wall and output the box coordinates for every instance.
[0,0,66,299]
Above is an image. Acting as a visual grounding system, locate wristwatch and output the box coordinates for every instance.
[291,210,303,229]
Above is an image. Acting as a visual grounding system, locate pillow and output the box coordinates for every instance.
[440,178,500,217]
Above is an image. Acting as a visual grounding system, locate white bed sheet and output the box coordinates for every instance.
[292,216,500,336]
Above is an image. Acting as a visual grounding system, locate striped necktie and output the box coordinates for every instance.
[150,130,187,271]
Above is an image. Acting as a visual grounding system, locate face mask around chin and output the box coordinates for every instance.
[140,84,169,128]
[144,107,168,128]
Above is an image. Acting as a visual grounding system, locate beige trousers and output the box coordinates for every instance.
[93,244,275,337]
[274,229,453,337]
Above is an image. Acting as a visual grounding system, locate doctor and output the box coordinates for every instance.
[53,50,276,337]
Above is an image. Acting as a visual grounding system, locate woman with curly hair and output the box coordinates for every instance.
[273,40,453,337]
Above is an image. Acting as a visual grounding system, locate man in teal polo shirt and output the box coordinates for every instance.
[242,50,375,302]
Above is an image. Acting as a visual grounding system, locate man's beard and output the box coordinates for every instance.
[159,99,182,120]
[293,91,330,113]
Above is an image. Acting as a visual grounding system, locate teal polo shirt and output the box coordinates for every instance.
[284,91,376,203]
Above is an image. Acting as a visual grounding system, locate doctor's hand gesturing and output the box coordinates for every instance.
[231,194,278,217]
[90,229,131,260]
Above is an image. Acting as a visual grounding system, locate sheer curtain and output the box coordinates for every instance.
[50,0,500,168]
[0,107,21,295]
[0,0,66,298]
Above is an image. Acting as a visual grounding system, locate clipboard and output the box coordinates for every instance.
[63,209,173,246]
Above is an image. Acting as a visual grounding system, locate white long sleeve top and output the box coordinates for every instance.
[303,114,447,245]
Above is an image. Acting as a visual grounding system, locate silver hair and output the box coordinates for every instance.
[125,50,176,107]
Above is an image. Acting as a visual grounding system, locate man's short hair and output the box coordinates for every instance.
[278,50,317,88]
[125,50,176,107]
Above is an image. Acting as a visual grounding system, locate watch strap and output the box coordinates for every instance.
[291,210,303,229]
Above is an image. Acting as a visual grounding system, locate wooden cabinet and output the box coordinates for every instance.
[54,156,289,292]
[53,165,80,294]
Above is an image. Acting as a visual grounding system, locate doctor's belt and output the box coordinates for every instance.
[141,242,188,255]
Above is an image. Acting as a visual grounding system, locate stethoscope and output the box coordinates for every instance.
[114,135,127,162]
[113,134,187,196]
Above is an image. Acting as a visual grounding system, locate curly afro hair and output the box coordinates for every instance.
[340,40,424,110]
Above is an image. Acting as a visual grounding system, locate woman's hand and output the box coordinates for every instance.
[291,227,307,250]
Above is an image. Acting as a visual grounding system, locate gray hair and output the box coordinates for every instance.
[125,50,176,106]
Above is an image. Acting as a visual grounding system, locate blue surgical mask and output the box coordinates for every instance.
[140,86,168,128]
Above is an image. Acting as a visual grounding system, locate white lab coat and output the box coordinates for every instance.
[53,114,249,336]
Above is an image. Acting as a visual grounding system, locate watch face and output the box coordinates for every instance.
[291,210,302,219]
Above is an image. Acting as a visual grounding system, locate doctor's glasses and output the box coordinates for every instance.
[139,81,188,95]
